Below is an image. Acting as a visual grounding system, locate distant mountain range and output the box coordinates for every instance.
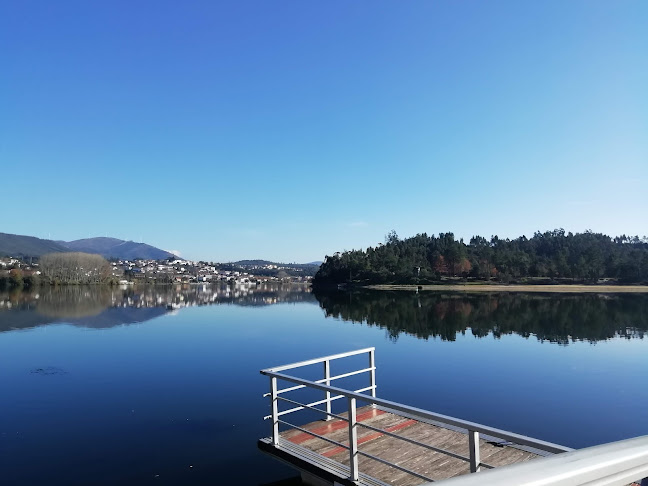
[0,232,323,265]
[58,237,174,260]
[0,232,174,260]
[0,232,69,257]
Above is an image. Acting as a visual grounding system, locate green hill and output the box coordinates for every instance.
[0,232,174,260]
[62,237,174,260]
[0,232,70,258]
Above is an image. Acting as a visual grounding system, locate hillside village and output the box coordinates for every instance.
[0,256,316,285]
[117,258,315,284]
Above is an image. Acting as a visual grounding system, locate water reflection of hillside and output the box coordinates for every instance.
[313,290,648,344]
[0,284,314,332]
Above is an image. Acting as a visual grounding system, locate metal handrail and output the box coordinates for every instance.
[261,348,571,483]
[422,435,648,486]
[262,347,376,373]
[276,395,349,422]
[262,366,375,397]
[263,368,571,454]
[263,385,376,420]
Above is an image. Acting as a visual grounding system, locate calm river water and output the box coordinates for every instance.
[1,284,647,485]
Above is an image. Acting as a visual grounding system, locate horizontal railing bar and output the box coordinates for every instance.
[274,393,347,418]
[263,383,307,397]
[276,405,315,418]
[276,386,376,417]
[357,449,435,482]
[260,369,570,454]
[277,396,348,422]
[264,394,346,420]
[262,367,376,397]
[327,366,376,382]
[305,394,346,409]
[262,347,375,373]
[481,462,494,469]
[263,386,376,420]
[277,419,349,450]
[356,421,470,463]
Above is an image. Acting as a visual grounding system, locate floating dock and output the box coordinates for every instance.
[258,348,573,486]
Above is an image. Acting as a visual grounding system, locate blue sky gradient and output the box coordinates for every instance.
[2,1,646,262]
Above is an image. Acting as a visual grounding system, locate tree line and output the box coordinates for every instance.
[1,253,115,289]
[313,229,648,285]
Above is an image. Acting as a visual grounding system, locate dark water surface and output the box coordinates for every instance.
[1,285,647,485]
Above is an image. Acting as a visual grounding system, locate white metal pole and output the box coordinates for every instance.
[270,376,279,445]
[369,349,376,400]
[324,359,332,420]
[469,430,481,473]
[348,397,359,481]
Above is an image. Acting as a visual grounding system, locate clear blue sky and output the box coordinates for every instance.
[2,1,646,262]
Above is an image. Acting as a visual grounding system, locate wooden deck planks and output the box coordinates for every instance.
[279,406,545,486]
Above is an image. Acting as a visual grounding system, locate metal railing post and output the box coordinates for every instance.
[369,349,376,400]
[469,430,481,473]
[324,359,332,420]
[348,397,359,481]
[270,376,279,445]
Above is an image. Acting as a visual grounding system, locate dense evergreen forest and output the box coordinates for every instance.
[313,230,648,285]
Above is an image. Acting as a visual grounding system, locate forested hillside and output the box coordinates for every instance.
[0,232,69,257]
[0,232,173,260]
[61,237,174,260]
[313,230,648,285]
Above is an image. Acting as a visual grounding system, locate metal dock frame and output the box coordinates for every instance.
[259,348,575,485]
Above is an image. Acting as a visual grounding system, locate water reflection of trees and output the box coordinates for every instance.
[37,286,115,318]
[313,290,648,344]
[0,284,314,332]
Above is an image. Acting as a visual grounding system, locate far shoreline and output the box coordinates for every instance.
[363,284,648,293]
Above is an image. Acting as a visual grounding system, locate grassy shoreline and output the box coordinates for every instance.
[364,284,648,293]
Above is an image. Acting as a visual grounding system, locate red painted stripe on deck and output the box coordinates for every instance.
[322,418,418,457]
[287,408,386,445]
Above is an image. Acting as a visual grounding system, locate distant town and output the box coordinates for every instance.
[113,258,317,284]
[0,255,318,286]
[0,232,321,287]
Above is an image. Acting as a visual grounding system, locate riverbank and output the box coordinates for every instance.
[365,284,648,293]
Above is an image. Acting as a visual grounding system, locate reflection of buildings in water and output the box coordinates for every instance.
[105,283,312,310]
[0,284,315,332]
